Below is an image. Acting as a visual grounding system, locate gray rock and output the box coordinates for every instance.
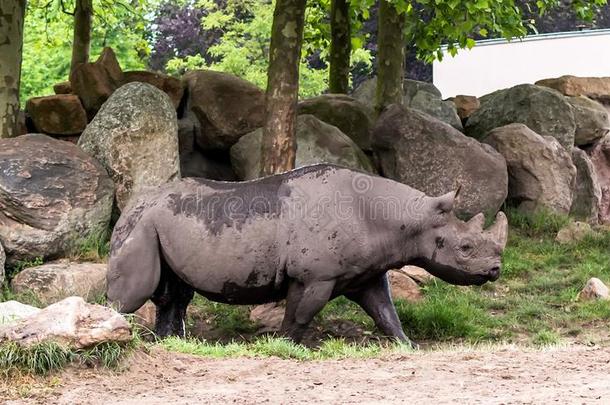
[567,96,610,146]
[396,265,435,285]
[231,114,375,180]
[177,112,236,180]
[181,149,237,180]
[11,262,107,306]
[298,94,375,151]
[0,297,131,348]
[78,82,180,211]
[249,303,285,332]
[351,77,463,130]
[0,301,40,325]
[351,76,377,109]
[0,134,114,264]
[405,80,463,131]
[579,277,609,301]
[183,70,265,151]
[466,84,576,150]
[585,134,610,224]
[373,104,508,218]
[70,47,124,118]
[571,148,602,223]
[483,124,576,215]
[388,270,423,302]
[555,221,593,244]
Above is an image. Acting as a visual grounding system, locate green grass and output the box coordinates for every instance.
[159,335,413,360]
[67,227,111,262]
[0,341,132,377]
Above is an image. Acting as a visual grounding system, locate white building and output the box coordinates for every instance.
[433,29,610,98]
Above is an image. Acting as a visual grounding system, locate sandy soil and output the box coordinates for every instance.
[4,344,610,404]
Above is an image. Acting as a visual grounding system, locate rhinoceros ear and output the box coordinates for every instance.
[431,191,455,215]
[487,211,508,249]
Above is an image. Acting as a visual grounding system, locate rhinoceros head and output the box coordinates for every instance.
[411,192,508,286]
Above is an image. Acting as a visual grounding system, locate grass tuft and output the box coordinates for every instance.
[0,340,134,377]
[159,335,414,360]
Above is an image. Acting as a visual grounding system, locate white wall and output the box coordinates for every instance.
[433,30,610,98]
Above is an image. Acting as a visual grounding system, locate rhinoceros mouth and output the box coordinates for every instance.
[409,259,498,286]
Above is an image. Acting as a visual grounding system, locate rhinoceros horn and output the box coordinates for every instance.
[486,211,508,249]
[466,213,485,231]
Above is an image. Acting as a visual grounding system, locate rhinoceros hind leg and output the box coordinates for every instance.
[151,262,194,338]
[106,224,162,313]
[280,279,335,343]
[346,273,417,348]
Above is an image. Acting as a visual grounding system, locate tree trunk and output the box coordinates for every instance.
[260,0,307,176]
[0,0,26,139]
[376,0,405,113]
[329,0,351,94]
[71,0,93,74]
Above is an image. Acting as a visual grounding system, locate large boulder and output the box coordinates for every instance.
[585,134,610,224]
[0,301,40,325]
[403,79,463,131]
[536,75,610,103]
[372,105,508,218]
[177,113,237,180]
[78,82,180,210]
[0,297,131,348]
[183,70,265,150]
[11,262,107,306]
[466,84,576,150]
[0,135,114,263]
[566,96,610,146]
[26,95,87,135]
[483,124,576,215]
[352,77,462,130]
[231,115,374,180]
[571,148,602,223]
[298,94,375,151]
[70,47,124,118]
[123,71,184,110]
[181,149,237,180]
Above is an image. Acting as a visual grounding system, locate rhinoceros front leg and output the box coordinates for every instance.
[280,279,335,343]
[346,273,416,348]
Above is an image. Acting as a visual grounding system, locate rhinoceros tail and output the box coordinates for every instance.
[106,215,162,314]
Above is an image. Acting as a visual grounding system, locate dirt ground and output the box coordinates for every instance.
[4,344,610,404]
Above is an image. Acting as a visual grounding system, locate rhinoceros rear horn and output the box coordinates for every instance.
[467,213,485,231]
[487,211,508,249]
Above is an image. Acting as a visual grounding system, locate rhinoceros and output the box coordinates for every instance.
[106,164,507,345]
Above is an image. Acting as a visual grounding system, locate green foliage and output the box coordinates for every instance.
[166,0,372,97]
[20,0,152,103]
[68,226,111,262]
[4,257,44,283]
[505,207,570,237]
[381,0,608,62]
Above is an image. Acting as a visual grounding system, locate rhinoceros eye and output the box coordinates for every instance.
[460,243,474,253]
[435,237,445,249]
